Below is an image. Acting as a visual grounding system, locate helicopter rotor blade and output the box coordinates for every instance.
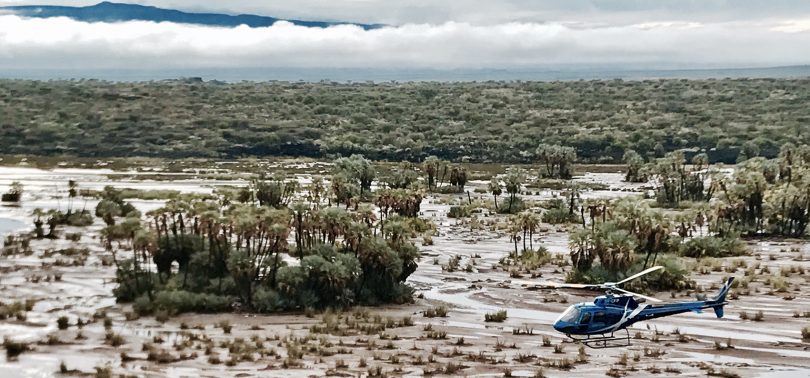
[616,266,664,286]
[613,287,662,303]
[528,282,601,291]
[556,284,604,291]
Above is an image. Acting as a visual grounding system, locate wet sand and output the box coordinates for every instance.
[1,165,809,377]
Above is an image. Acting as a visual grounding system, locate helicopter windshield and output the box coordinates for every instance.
[559,306,580,323]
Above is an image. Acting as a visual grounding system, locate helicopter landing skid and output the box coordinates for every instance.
[568,329,631,349]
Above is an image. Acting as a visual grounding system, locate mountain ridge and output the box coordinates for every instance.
[0,1,382,29]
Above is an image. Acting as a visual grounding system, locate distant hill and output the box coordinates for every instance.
[0,1,382,29]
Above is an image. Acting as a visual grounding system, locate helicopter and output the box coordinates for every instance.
[546,266,734,348]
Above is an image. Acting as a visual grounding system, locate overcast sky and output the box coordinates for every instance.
[1,0,809,71]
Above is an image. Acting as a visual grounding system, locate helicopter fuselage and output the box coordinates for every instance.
[552,278,734,336]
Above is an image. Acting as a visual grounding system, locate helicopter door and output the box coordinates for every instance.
[591,311,607,330]
[577,311,592,332]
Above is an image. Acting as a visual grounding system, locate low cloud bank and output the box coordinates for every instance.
[0,15,808,70]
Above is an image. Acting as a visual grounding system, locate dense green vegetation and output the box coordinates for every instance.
[2,78,809,163]
[102,165,429,315]
[564,142,810,287]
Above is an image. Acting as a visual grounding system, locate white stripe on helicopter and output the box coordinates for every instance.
[590,301,648,334]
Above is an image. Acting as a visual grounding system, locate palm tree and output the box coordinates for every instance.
[320,207,349,245]
[331,174,359,208]
[623,150,646,182]
[449,166,468,192]
[344,221,369,255]
[31,208,45,238]
[602,229,635,272]
[67,180,78,215]
[307,176,326,207]
[536,144,577,179]
[96,199,122,226]
[503,169,524,213]
[569,228,595,271]
[565,183,581,215]
[508,215,521,258]
[132,228,157,299]
[355,203,378,235]
[290,202,309,256]
[422,156,440,191]
[525,213,539,252]
[334,154,375,195]
[488,177,502,210]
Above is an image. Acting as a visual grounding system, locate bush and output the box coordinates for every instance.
[3,338,30,360]
[634,256,694,292]
[679,236,749,258]
[424,305,448,318]
[64,232,82,242]
[112,261,159,302]
[567,256,693,292]
[542,207,579,224]
[132,291,233,316]
[498,197,526,214]
[1,181,22,202]
[57,316,70,330]
[105,332,125,347]
[802,327,810,340]
[65,212,94,227]
[151,290,233,314]
[1,193,21,202]
[252,289,284,313]
[515,247,553,269]
[484,310,508,322]
[448,206,471,218]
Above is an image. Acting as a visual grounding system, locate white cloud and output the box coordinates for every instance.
[771,19,810,33]
[5,1,810,26]
[0,15,808,70]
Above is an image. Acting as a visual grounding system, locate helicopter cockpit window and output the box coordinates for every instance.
[579,311,592,325]
[559,307,580,323]
[593,312,606,323]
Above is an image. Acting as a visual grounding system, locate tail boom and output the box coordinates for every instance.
[628,277,735,324]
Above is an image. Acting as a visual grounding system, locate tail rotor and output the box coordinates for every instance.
[710,277,735,318]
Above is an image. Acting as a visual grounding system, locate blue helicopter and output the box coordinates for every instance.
[548,266,734,348]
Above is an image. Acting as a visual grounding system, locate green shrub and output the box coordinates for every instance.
[104,332,125,347]
[151,290,233,314]
[485,310,508,322]
[131,291,232,316]
[57,316,70,330]
[498,197,526,214]
[252,289,284,313]
[64,232,82,242]
[679,236,749,258]
[1,182,22,202]
[1,193,20,202]
[448,206,471,218]
[514,247,554,270]
[112,261,159,302]
[65,212,94,227]
[567,256,693,292]
[542,207,579,224]
[3,338,30,360]
[424,305,448,318]
[132,294,154,315]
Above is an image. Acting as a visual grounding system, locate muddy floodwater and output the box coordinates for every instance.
[1,163,809,378]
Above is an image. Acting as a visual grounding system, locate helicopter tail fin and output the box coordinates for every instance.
[710,277,734,318]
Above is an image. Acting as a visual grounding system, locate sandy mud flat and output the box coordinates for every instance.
[1,164,809,378]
